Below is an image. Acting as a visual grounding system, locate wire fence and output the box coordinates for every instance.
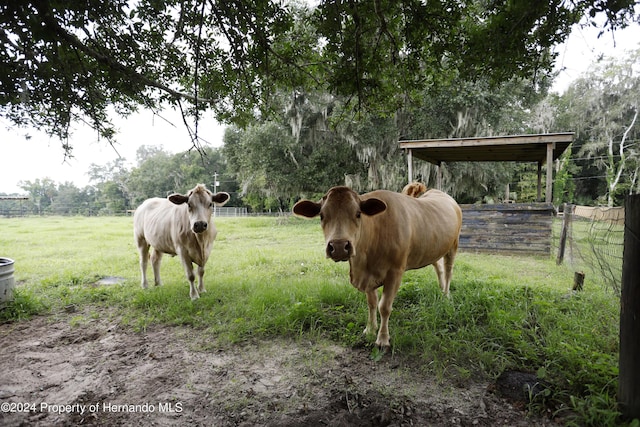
[557,204,624,294]
[0,205,269,218]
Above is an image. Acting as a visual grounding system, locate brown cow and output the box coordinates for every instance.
[401,181,427,198]
[293,186,462,348]
[133,184,230,300]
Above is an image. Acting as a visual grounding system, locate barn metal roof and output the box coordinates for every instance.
[399,132,574,165]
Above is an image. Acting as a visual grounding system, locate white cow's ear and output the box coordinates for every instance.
[168,194,189,205]
[293,200,322,218]
[212,192,230,205]
[360,198,386,216]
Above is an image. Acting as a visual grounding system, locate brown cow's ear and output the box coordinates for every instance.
[168,194,189,205]
[293,200,322,218]
[360,198,386,216]
[212,192,230,205]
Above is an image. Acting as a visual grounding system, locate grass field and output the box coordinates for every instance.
[0,215,628,425]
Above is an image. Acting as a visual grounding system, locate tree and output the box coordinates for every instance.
[1,0,636,154]
[50,182,83,215]
[552,150,578,205]
[554,49,640,206]
[127,145,236,206]
[88,158,131,213]
[224,122,305,211]
[223,91,366,211]
[18,178,57,215]
[100,181,128,214]
[127,147,175,203]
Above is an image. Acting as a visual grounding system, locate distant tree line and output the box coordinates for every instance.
[1,146,239,216]
[2,48,639,216]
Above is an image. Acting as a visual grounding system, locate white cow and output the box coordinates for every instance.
[133,184,229,300]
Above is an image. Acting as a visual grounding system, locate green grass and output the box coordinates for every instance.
[0,215,631,425]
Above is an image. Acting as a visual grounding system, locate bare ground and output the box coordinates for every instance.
[0,308,559,427]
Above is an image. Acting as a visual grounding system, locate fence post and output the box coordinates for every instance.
[619,194,640,420]
[572,272,585,291]
[556,203,572,265]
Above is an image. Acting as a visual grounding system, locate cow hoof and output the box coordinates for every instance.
[190,292,200,301]
[363,327,376,336]
[375,343,390,353]
[375,337,391,349]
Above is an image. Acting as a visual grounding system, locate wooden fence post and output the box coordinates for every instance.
[572,272,585,291]
[619,194,640,420]
[557,203,572,265]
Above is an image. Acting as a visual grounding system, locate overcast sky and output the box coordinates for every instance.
[1,20,639,195]
[0,109,225,194]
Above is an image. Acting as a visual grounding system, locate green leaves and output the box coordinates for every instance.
[2,0,637,155]
[556,48,640,206]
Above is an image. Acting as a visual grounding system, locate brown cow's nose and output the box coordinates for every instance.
[193,221,208,233]
[327,240,352,261]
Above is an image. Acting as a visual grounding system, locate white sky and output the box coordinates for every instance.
[551,20,640,93]
[1,18,639,195]
[0,110,225,194]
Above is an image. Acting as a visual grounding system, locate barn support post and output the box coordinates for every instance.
[545,142,554,203]
[619,194,640,421]
[436,162,443,190]
[537,162,543,202]
[407,149,414,183]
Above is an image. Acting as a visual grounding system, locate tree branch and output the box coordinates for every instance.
[34,2,215,105]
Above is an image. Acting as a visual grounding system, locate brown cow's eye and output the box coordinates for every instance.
[356,211,361,219]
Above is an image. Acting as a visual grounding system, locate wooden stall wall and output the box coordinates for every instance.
[458,203,555,256]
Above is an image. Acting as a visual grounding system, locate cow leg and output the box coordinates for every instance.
[197,265,206,294]
[442,244,458,296]
[149,249,163,286]
[185,263,199,300]
[376,270,403,348]
[137,240,150,289]
[364,290,378,337]
[176,251,199,300]
[432,258,447,294]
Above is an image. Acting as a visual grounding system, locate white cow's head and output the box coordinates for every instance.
[293,186,386,261]
[169,184,230,234]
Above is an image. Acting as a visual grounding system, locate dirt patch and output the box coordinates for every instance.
[0,309,558,426]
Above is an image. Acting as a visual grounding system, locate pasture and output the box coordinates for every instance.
[0,216,625,426]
